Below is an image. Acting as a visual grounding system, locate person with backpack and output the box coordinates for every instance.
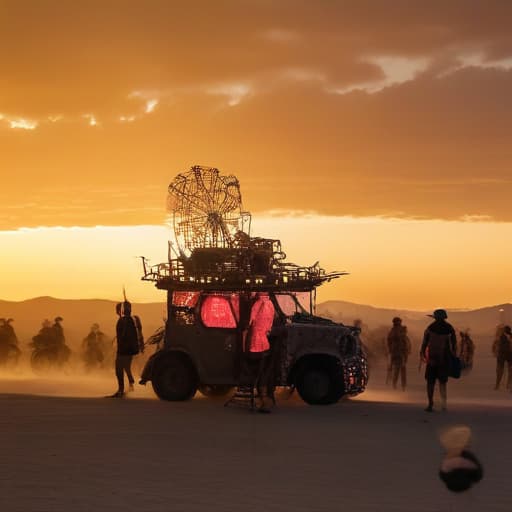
[386,317,411,390]
[420,309,457,412]
[108,300,144,398]
[492,324,512,390]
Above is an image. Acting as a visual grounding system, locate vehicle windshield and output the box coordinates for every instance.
[274,292,312,318]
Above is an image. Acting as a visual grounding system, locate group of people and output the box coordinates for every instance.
[2,299,512,414]
[383,309,475,411]
[0,299,146,399]
[382,309,512,411]
[30,317,72,369]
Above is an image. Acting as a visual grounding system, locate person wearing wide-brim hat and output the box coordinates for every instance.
[420,309,457,412]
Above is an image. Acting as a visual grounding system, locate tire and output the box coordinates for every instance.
[152,354,198,401]
[198,384,233,398]
[295,360,344,405]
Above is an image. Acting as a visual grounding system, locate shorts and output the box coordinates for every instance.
[425,364,448,383]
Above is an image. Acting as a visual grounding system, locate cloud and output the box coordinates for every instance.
[1,1,512,227]
[329,55,430,94]
[144,99,158,113]
[82,114,99,127]
[8,118,38,130]
[206,83,252,106]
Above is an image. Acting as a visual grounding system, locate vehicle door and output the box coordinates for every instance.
[196,292,240,383]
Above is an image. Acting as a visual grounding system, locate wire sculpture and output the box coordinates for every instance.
[142,165,346,291]
[168,165,251,254]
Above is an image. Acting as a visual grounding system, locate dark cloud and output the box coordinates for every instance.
[1,1,512,227]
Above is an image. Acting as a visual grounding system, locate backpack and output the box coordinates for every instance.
[133,315,144,351]
[426,331,450,366]
[118,316,141,355]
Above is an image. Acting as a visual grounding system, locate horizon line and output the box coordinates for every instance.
[1,295,510,314]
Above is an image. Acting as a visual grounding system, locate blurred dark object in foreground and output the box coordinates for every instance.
[439,426,483,493]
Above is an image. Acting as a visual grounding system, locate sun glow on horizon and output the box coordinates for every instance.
[1,215,511,310]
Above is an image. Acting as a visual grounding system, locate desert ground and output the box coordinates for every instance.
[0,352,510,512]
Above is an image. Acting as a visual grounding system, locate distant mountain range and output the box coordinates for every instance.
[316,300,512,340]
[0,296,509,349]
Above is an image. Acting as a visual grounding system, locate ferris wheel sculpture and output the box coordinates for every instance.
[168,165,251,255]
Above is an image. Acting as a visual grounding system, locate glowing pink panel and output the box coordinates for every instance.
[173,291,200,307]
[248,294,275,352]
[201,295,237,328]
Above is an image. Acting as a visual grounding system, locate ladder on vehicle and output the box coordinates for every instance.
[224,385,257,410]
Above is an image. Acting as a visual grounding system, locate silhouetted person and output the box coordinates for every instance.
[353,318,372,361]
[0,318,21,365]
[31,319,60,370]
[52,316,71,364]
[492,324,512,390]
[82,323,107,370]
[243,292,275,412]
[32,319,54,349]
[108,301,144,398]
[420,309,457,412]
[459,329,475,374]
[386,317,411,390]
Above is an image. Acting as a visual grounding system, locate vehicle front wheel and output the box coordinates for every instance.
[295,361,344,405]
[152,355,198,401]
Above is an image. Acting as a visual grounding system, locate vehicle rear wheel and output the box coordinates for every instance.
[152,355,198,401]
[295,361,344,405]
[198,384,233,398]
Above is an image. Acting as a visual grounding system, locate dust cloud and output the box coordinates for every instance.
[0,355,157,399]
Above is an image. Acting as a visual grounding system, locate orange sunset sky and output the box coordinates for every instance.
[1,0,512,310]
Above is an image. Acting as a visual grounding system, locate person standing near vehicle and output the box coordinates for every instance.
[492,325,512,390]
[459,329,475,375]
[420,309,457,412]
[108,301,144,398]
[386,317,411,390]
[246,292,275,412]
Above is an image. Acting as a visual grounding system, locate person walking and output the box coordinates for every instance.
[82,323,107,370]
[420,309,457,412]
[386,317,411,390]
[459,329,475,374]
[492,325,512,390]
[108,300,144,398]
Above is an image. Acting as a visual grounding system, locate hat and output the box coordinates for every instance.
[428,309,448,320]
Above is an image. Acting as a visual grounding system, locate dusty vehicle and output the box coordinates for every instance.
[139,166,368,405]
[140,287,367,404]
